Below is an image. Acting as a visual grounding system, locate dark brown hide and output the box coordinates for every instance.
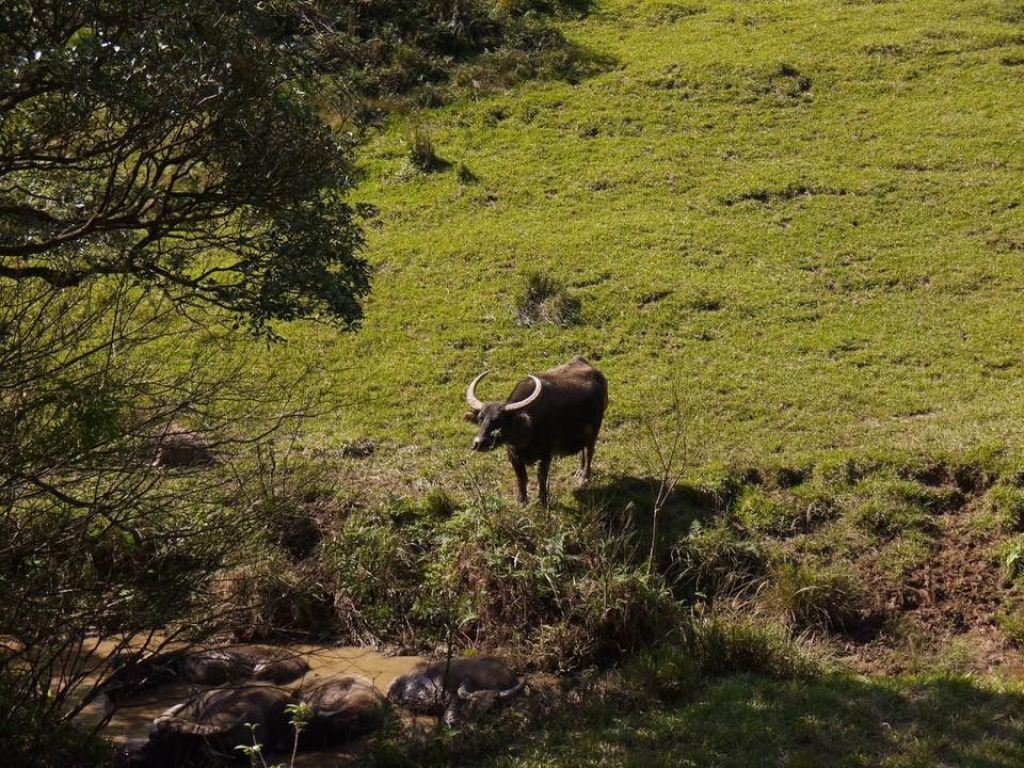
[129,684,294,767]
[465,356,607,505]
[386,656,525,724]
[299,676,389,746]
[101,646,309,705]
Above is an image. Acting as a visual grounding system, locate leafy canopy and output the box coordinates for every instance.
[0,0,370,331]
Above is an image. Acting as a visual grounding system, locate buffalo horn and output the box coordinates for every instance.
[497,678,526,700]
[465,371,490,411]
[501,375,543,412]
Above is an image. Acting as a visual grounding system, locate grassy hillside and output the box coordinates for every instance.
[273,0,1024,499]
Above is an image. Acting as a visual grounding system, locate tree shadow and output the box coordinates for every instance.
[522,674,1024,767]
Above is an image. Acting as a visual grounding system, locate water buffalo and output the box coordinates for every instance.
[129,684,295,767]
[299,676,390,746]
[100,646,309,706]
[465,356,608,506]
[386,656,525,725]
[151,423,215,468]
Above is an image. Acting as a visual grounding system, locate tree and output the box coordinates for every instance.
[0,0,369,332]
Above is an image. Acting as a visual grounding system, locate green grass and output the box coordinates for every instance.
[363,672,1024,768]
[502,674,1024,768]
[262,0,1024,500]
[196,3,1024,763]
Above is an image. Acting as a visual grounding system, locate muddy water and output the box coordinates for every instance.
[75,643,425,767]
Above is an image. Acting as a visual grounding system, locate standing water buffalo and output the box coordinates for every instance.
[464,356,608,506]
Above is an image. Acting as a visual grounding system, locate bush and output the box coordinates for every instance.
[406,125,445,171]
[768,563,866,633]
[671,523,768,602]
[515,271,582,327]
[685,615,819,678]
[316,497,680,667]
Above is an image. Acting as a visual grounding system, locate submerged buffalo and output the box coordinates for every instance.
[464,356,608,506]
[299,676,390,746]
[386,656,525,725]
[100,646,310,706]
[128,684,295,767]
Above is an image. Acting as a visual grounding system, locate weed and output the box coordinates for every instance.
[514,271,582,327]
[406,125,445,172]
[1000,535,1024,584]
[733,487,799,535]
[685,615,819,678]
[848,478,943,538]
[768,562,866,633]
[671,523,768,602]
[615,643,702,703]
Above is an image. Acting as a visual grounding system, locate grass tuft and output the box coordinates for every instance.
[514,271,582,327]
[768,562,866,633]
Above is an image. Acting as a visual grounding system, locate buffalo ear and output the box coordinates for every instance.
[463,411,479,423]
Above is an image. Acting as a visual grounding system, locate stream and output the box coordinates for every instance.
[74,643,427,767]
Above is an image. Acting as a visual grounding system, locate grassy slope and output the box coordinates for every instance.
[284,0,1024,495]
[229,5,1024,764]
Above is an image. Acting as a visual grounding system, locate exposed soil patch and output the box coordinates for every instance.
[842,496,1024,675]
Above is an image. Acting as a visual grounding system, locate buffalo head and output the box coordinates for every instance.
[463,371,543,452]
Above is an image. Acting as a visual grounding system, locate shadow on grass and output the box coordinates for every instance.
[431,674,1024,768]
[574,473,725,544]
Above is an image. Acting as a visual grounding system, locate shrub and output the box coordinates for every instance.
[768,562,866,633]
[220,550,337,641]
[406,125,445,171]
[314,496,679,666]
[319,508,428,646]
[685,615,819,678]
[671,523,768,602]
[424,503,679,667]
[515,271,582,327]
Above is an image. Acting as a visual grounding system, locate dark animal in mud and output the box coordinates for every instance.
[299,676,390,747]
[100,646,309,706]
[465,356,608,506]
[127,684,295,767]
[386,656,526,725]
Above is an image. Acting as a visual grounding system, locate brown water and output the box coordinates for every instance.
[74,642,425,767]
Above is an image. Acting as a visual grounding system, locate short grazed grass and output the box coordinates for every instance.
[141,0,1024,764]
[263,0,1024,502]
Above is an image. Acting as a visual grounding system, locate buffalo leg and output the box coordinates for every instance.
[576,440,596,485]
[511,458,529,505]
[538,455,552,507]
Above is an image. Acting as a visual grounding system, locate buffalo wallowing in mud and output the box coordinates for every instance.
[386,656,526,725]
[464,356,608,506]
